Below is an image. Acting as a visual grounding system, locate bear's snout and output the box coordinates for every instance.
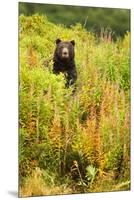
[62,47,69,58]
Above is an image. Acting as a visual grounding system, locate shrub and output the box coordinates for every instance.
[19,15,130,196]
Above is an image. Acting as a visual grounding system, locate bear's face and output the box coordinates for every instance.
[54,39,75,61]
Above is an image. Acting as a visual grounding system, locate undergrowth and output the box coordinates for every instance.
[19,15,130,197]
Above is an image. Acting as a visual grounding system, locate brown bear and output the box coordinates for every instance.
[53,39,77,88]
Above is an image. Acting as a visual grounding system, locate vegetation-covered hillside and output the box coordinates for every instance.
[19,2,130,38]
[19,15,130,197]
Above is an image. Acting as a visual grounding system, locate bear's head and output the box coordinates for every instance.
[54,39,75,61]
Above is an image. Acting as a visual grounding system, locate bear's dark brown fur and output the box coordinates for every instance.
[53,39,77,87]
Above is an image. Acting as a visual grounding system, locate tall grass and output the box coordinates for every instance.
[19,15,130,197]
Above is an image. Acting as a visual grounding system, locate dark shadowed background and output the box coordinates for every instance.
[19,2,130,38]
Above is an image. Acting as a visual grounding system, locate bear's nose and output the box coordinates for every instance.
[63,51,67,55]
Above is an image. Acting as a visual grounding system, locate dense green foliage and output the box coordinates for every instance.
[19,2,130,38]
[19,15,130,197]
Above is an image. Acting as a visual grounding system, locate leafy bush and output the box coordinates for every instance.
[19,15,130,197]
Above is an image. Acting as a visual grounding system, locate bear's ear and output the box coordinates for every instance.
[70,40,75,46]
[56,39,61,44]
